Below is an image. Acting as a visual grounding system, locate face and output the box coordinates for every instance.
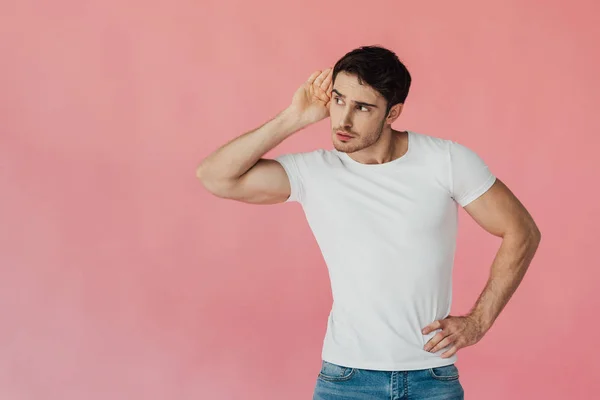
[329,72,390,153]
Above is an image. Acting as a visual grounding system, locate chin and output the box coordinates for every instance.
[332,133,365,153]
[333,144,347,153]
[333,141,357,153]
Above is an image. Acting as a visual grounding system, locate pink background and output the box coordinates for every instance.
[1,1,598,398]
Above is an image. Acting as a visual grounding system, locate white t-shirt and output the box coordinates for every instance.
[275,130,496,371]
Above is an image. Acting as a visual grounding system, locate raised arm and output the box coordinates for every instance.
[196,68,333,204]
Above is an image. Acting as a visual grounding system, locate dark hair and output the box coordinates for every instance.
[332,45,411,116]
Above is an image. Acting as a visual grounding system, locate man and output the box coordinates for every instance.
[197,46,541,399]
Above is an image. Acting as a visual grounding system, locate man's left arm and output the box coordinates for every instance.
[422,178,541,358]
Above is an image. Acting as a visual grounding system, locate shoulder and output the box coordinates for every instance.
[408,131,490,178]
[276,148,339,165]
[408,131,454,165]
[410,130,452,151]
[410,131,480,158]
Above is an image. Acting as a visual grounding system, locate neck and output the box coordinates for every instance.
[351,127,406,165]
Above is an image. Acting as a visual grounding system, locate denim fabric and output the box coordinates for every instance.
[313,360,464,400]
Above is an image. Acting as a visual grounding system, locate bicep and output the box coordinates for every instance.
[211,158,292,204]
[463,178,539,238]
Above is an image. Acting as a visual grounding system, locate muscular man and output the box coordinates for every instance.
[197,45,541,400]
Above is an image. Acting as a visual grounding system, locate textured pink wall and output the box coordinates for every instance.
[1,1,598,398]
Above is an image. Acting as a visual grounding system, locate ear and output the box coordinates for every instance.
[385,103,403,124]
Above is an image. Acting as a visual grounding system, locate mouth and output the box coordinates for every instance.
[336,131,354,141]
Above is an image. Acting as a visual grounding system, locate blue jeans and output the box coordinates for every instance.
[313,360,464,400]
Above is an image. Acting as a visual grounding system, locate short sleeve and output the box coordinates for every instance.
[449,141,496,207]
[274,153,306,203]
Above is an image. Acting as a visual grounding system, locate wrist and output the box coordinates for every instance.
[466,312,493,333]
[281,106,312,131]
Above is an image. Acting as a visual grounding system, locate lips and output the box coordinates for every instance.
[336,131,354,139]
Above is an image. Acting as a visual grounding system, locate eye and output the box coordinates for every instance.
[334,97,343,105]
[359,106,369,112]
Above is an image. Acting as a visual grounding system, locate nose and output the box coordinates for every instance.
[339,109,353,130]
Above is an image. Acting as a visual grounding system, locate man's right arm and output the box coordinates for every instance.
[196,68,333,205]
[196,107,309,204]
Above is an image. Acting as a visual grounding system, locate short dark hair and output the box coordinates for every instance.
[332,45,411,115]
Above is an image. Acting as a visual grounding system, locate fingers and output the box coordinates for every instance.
[320,68,333,91]
[422,316,467,358]
[429,334,455,353]
[441,345,459,359]
[422,320,443,335]
[315,83,332,103]
[423,330,451,352]
[314,67,332,89]
[315,90,329,104]
[307,70,321,85]
[326,79,333,97]
[305,68,333,109]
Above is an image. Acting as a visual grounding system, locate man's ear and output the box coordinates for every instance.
[386,103,404,124]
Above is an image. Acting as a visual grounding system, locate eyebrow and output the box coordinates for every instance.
[332,89,378,108]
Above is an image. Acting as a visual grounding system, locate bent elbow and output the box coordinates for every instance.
[523,224,542,254]
[197,174,236,199]
[531,225,542,245]
[195,163,214,189]
[196,165,204,181]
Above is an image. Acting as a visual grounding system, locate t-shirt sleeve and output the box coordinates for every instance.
[449,141,496,207]
[274,153,307,204]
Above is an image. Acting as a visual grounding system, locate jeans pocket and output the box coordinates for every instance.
[428,364,460,381]
[318,360,356,382]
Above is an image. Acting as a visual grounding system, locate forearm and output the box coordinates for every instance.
[197,107,309,183]
[468,228,541,332]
